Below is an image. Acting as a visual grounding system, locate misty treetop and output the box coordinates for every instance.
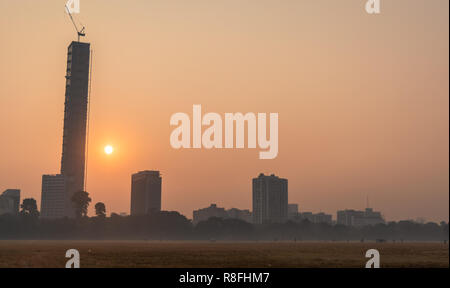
[0,211,448,241]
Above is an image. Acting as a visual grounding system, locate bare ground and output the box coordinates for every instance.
[0,241,447,268]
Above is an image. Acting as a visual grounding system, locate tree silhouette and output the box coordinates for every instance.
[20,198,39,217]
[95,202,106,218]
[71,190,91,218]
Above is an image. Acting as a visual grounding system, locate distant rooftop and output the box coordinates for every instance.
[2,189,20,197]
[133,170,161,177]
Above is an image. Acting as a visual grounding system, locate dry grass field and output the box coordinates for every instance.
[0,241,447,268]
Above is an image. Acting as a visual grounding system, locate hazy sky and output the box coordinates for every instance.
[0,0,448,222]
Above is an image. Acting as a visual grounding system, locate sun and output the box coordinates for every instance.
[104,145,114,155]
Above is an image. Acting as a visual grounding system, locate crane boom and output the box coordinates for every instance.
[65,5,85,42]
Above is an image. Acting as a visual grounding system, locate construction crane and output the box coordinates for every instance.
[65,5,85,42]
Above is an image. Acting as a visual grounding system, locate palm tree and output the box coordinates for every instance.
[71,190,91,218]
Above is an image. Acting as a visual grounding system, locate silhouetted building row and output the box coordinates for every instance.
[193,204,252,225]
[252,173,288,224]
[130,170,162,215]
[40,41,91,218]
[337,208,385,227]
[287,203,333,224]
[0,189,20,215]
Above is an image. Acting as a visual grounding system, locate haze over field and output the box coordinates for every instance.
[0,241,448,268]
[0,0,448,221]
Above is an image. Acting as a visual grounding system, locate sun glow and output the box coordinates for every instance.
[104,145,114,155]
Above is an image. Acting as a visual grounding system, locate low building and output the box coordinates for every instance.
[296,211,332,224]
[337,208,385,227]
[0,189,21,215]
[311,212,332,224]
[193,204,227,224]
[193,204,253,225]
[227,208,252,223]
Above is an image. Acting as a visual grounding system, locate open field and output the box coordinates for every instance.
[0,241,448,268]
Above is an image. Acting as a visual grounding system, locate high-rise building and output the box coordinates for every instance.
[40,175,66,218]
[0,189,20,215]
[130,171,162,215]
[41,41,91,218]
[252,173,288,224]
[60,41,91,217]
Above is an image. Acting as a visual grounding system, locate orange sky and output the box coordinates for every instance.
[0,0,448,222]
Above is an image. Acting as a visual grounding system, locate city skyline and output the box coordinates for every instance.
[0,0,448,222]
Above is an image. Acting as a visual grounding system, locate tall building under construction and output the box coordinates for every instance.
[41,41,90,218]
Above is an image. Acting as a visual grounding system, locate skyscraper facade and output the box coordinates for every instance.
[60,41,90,218]
[41,174,66,218]
[252,173,288,224]
[130,171,162,215]
[41,41,91,218]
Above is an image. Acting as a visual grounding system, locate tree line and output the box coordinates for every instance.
[0,193,448,241]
